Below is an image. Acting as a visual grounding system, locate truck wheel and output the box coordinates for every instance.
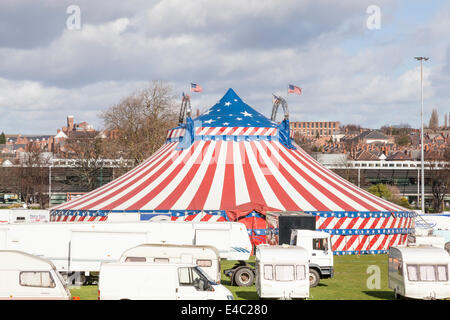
[309,269,320,288]
[445,242,450,255]
[234,268,255,287]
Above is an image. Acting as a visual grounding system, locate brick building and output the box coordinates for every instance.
[290,121,340,137]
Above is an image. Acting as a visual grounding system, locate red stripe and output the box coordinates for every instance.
[249,142,300,210]
[332,235,345,251]
[220,142,236,210]
[239,142,266,207]
[82,144,177,210]
[267,142,333,211]
[318,216,334,229]
[156,141,213,210]
[285,145,377,211]
[60,142,175,210]
[126,141,208,210]
[187,141,223,210]
[298,146,406,212]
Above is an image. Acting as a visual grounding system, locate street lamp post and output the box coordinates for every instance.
[414,56,429,213]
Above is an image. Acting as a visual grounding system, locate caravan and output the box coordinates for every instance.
[388,246,450,299]
[255,245,309,300]
[0,251,70,300]
[120,244,221,283]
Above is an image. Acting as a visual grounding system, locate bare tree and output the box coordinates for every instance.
[101,81,178,163]
[428,108,439,131]
[425,143,450,212]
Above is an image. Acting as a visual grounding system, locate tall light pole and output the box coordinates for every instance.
[415,56,429,213]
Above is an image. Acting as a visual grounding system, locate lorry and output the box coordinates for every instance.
[388,246,450,300]
[119,244,221,283]
[98,262,234,300]
[290,229,334,287]
[0,250,71,300]
[265,211,316,245]
[0,220,251,284]
[255,245,309,300]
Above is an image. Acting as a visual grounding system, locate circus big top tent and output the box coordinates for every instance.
[50,88,415,255]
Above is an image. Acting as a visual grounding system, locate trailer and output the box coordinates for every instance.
[0,209,49,224]
[388,246,450,300]
[255,245,309,300]
[0,221,251,284]
[119,244,221,283]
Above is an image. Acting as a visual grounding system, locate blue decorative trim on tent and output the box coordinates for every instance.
[277,119,296,150]
[50,209,416,218]
[176,117,195,150]
[319,228,414,235]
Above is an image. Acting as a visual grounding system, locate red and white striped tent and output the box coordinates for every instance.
[51,89,415,255]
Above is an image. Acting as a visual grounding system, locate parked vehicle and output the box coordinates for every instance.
[409,234,446,249]
[255,245,309,300]
[0,209,49,224]
[432,230,450,254]
[290,229,334,287]
[388,246,450,300]
[224,211,316,287]
[0,221,251,284]
[98,262,234,300]
[0,250,71,300]
[120,244,221,283]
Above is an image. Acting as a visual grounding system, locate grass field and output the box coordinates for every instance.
[70,254,393,300]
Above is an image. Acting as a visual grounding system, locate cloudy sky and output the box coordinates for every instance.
[0,0,449,134]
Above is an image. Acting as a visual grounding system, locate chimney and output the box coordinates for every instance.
[67,115,74,131]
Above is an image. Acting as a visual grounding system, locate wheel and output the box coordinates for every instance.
[309,269,320,288]
[445,242,450,255]
[233,268,255,287]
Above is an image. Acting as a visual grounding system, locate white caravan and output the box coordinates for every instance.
[388,246,450,300]
[255,245,309,300]
[98,262,234,300]
[0,250,71,300]
[0,221,251,283]
[290,229,334,287]
[120,244,221,283]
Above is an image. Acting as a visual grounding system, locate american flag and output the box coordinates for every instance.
[190,83,203,92]
[288,84,302,95]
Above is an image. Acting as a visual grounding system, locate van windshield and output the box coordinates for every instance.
[194,266,216,285]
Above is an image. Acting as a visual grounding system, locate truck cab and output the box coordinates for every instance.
[290,229,334,287]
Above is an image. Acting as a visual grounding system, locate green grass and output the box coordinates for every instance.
[70,254,393,300]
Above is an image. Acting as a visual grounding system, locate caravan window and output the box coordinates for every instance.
[20,271,56,288]
[296,265,306,280]
[275,265,295,281]
[125,257,146,262]
[196,259,212,268]
[263,265,273,280]
[437,265,448,281]
[406,265,449,282]
[154,258,170,263]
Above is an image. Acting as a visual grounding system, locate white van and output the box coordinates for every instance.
[98,262,234,300]
[255,245,309,300]
[120,244,221,283]
[0,250,71,300]
[388,246,450,300]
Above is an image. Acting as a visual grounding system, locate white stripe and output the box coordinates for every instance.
[278,142,379,211]
[106,142,204,210]
[203,141,228,210]
[57,143,175,210]
[172,141,218,209]
[264,141,343,211]
[137,141,209,210]
[83,144,178,210]
[233,127,245,135]
[243,142,285,210]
